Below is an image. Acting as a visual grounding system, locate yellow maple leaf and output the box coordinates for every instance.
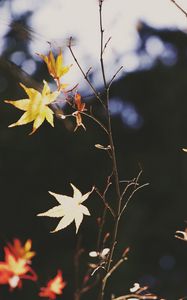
[37,184,94,233]
[5,81,60,134]
[38,50,71,83]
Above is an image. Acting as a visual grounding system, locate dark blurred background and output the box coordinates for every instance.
[0,2,187,300]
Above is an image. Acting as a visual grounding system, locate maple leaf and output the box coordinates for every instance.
[5,80,60,134]
[38,49,71,89]
[7,239,35,261]
[0,247,37,289]
[39,270,66,300]
[73,93,86,131]
[37,183,94,233]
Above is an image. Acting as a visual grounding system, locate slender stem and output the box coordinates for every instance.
[102,248,129,283]
[119,183,149,218]
[108,66,123,89]
[112,294,158,300]
[81,112,109,134]
[97,206,108,251]
[99,0,107,89]
[98,77,122,300]
[170,0,187,17]
[105,88,122,272]
[98,2,124,299]
[68,37,106,109]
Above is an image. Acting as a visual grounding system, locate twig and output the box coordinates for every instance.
[120,183,149,218]
[81,111,109,134]
[102,248,130,283]
[68,37,106,109]
[112,294,158,300]
[95,187,115,218]
[102,36,112,55]
[108,66,123,90]
[74,236,85,300]
[96,172,114,251]
[170,0,187,17]
[98,2,125,298]
[86,67,92,77]
[99,0,107,89]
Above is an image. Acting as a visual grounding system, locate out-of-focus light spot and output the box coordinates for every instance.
[139,274,156,287]
[109,98,143,129]
[146,37,164,57]
[109,97,124,115]
[21,59,37,75]
[124,53,140,72]
[122,102,143,129]
[160,45,178,66]
[10,51,26,66]
[139,54,154,69]
[8,275,19,288]
[159,255,176,270]
[0,76,8,93]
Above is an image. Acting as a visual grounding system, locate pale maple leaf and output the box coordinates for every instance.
[5,81,60,134]
[37,184,94,233]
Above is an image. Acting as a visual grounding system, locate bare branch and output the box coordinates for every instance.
[108,66,123,89]
[120,183,149,218]
[112,294,158,300]
[68,37,106,109]
[102,248,130,283]
[102,36,112,55]
[99,0,107,89]
[170,0,187,18]
[80,111,109,134]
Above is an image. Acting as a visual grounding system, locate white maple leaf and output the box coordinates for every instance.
[37,183,94,233]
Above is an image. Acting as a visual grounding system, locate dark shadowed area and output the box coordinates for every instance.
[0,3,187,300]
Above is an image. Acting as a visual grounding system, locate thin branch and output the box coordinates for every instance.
[81,111,109,134]
[107,66,123,90]
[95,187,115,218]
[96,172,114,251]
[86,67,92,77]
[98,3,123,298]
[68,37,106,109]
[102,248,130,283]
[120,181,139,203]
[99,0,107,89]
[74,236,84,300]
[119,183,149,218]
[112,294,158,300]
[102,36,112,55]
[170,0,187,17]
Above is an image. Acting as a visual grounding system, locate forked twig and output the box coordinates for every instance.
[68,37,106,109]
[108,66,123,90]
[120,183,149,218]
[102,247,130,284]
